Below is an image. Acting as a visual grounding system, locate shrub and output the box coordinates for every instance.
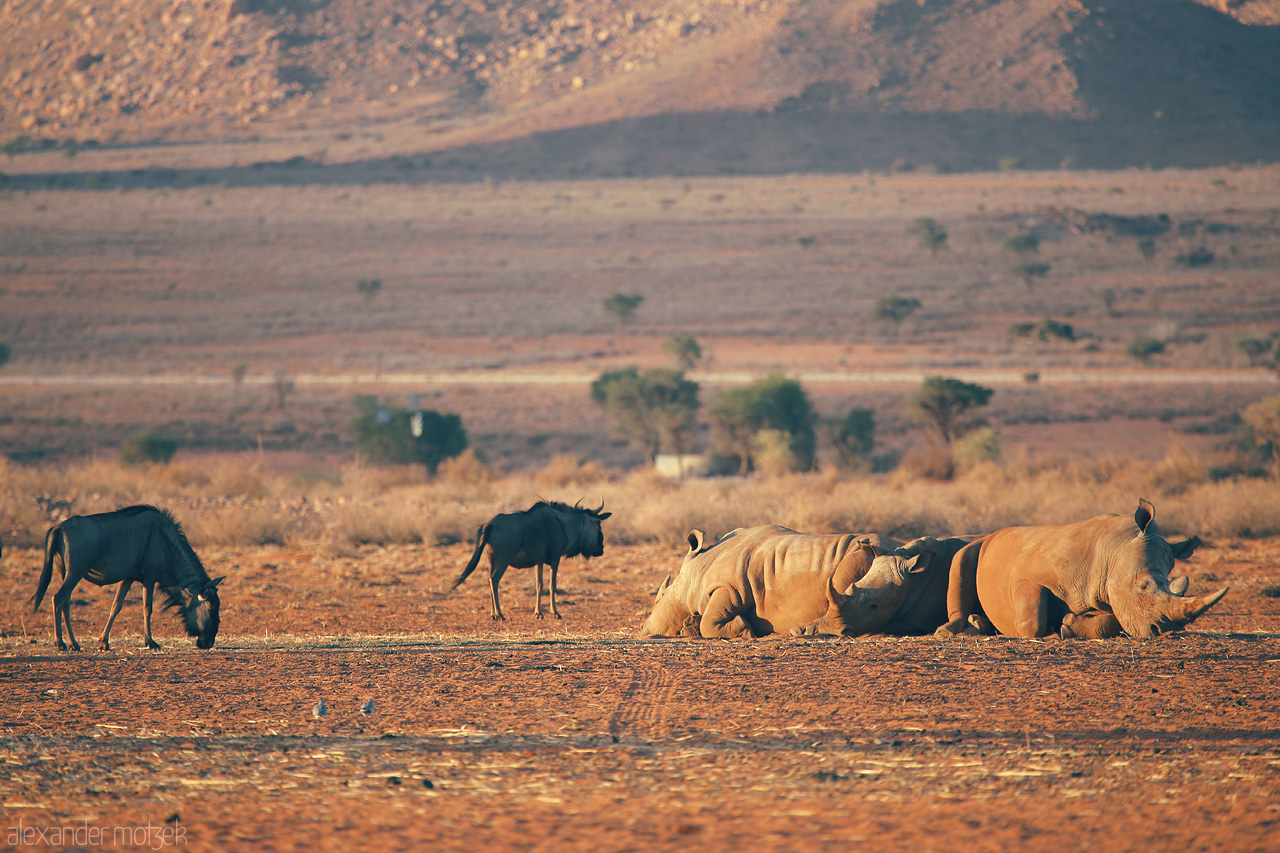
[1003,233,1040,254]
[710,375,816,475]
[661,335,703,370]
[1008,317,1075,342]
[1125,336,1166,364]
[603,293,644,331]
[906,218,947,255]
[1235,337,1272,368]
[356,278,382,299]
[351,396,467,472]
[1137,238,1157,260]
[909,376,994,444]
[952,428,1001,471]
[1175,247,1214,268]
[1011,262,1051,287]
[753,429,801,477]
[0,342,10,369]
[998,156,1024,172]
[829,407,876,471]
[872,296,922,337]
[120,429,178,467]
[1242,394,1280,480]
[591,368,700,462]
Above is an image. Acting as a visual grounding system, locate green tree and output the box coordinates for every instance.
[1125,336,1165,364]
[1003,233,1040,254]
[120,429,178,467]
[0,342,10,369]
[1137,238,1157,261]
[709,374,816,475]
[352,396,467,472]
[909,376,994,444]
[829,407,876,470]
[907,218,948,256]
[873,295,922,339]
[591,368,700,463]
[357,278,382,300]
[1242,394,1280,480]
[662,335,703,370]
[603,293,644,333]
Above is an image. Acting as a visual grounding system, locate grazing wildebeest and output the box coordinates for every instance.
[451,500,611,621]
[30,505,224,651]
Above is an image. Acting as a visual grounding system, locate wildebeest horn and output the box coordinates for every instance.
[209,576,226,587]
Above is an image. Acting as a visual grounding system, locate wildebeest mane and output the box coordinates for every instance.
[114,505,211,614]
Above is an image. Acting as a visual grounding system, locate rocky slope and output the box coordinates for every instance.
[2,0,1279,172]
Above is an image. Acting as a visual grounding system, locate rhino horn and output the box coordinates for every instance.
[652,574,672,596]
[686,529,706,555]
[1169,575,1190,596]
[825,576,846,610]
[1180,586,1229,624]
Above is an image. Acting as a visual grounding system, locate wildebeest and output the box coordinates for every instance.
[451,500,611,621]
[638,525,898,639]
[30,505,224,651]
[935,499,1226,640]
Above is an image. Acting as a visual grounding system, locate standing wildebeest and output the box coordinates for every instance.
[451,500,611,621]
[30,505,224,651]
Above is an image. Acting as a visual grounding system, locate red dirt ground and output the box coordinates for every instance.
[2,538,1279,851]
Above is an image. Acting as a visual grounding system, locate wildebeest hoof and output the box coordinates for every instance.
[70,642,81,652]
[146,639,162,650]
[56,641,68,651]
[98,640,111,651]
[491,614,506,621]
[534,612,545,620]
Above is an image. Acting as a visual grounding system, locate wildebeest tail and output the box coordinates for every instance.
[30,525,64,612]
[451,523,492,590]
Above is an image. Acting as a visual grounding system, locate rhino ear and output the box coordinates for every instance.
[904,552,932,574]
[652,574,672,596]
[687,529,705,555]
[1170,535,1200,561]
[1169,575,1190,596]
[1135,498,1155,533]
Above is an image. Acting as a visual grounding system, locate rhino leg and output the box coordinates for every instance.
[1004,582,1056,638]
[1060,610,1123,640]
[700,586,757,639]
[935,538,983,637]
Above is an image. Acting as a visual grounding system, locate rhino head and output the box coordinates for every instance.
[637,529,707,638]
[1106,500,1227,639]
[802,549,930,637]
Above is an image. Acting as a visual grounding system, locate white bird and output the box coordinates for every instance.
[359,698,375,715]
[312,698,328,718]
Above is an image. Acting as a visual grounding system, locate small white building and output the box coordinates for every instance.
[654,453,711,479]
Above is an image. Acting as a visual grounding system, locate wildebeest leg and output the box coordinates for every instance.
[700,586,756,639]
[533,563,545,619]
[98,579,133,651]
[52,568,82,652]
[1060,610,1122,639]
[548,557,562,619]
[142,583,162,649]
[935,538,983,637]
[488,563,509,621]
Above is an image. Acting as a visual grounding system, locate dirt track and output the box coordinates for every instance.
[2,540,1279,851]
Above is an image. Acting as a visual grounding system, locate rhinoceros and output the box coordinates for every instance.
[638,525,900,639]
[796,536,983,637]
[934,500,1226,640]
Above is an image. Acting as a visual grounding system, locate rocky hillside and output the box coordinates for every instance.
[3,0,1279,173]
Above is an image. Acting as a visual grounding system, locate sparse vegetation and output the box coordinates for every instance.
[1125,336,1166,364]
[1235,337,1272,368]
[1137,238,1157,261]
[1242,394,1280,480]
[952,426,1001,471]
[998,157,1024,172]
[0,342,10,369]
[828,407,876,471]
[2,135,30,159]
[357,278,383,300]
[909,376,994,444]
[1008,317,1075,342]
[907,218,947,255]
[1099,288,1118,316]
[272,370,295,409]
[119,428,178,467]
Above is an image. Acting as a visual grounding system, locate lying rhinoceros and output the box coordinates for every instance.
[795,535,983,637]
[935,500,1227,640]
[638,525,901,639]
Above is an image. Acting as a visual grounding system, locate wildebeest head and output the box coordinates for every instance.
[173,576,224,649]
[1107,500,1225,639]
[567,500,611,559]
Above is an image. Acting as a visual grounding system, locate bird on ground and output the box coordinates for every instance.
[359,698,375,715]
[312,698,328,718]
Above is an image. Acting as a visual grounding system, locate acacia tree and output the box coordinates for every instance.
[351,396,467,472]
[829,407,876,470]
[603,293,644,334]
[907,218,947,256]
[591,368,700,463]
[909,376,994,444]
[710,374,816,475]
[662,335,702,370]
[873,296,922,339]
